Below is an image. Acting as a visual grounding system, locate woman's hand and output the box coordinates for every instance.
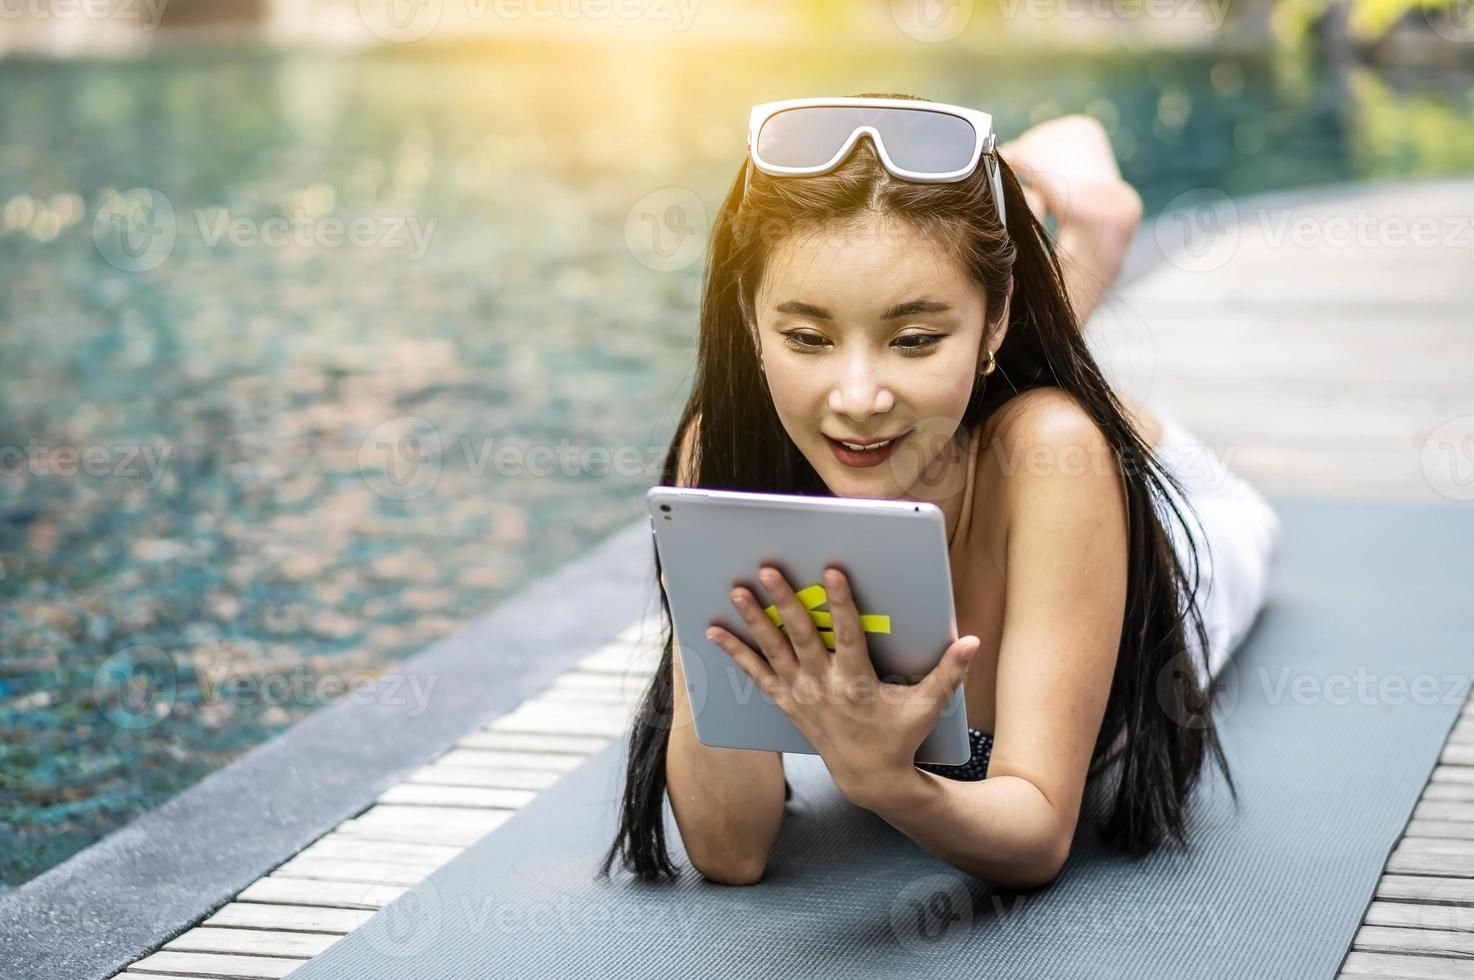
[998,113,1144,325]
[996,112,1132,226]
[705,565,980,810]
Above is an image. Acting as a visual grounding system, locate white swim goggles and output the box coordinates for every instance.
[745,96,1007,225]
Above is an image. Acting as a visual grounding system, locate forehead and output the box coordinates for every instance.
[755,215,980,315]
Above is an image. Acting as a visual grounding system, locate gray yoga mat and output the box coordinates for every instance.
[291,497,1474,980]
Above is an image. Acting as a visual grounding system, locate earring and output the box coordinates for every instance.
[979,349,997,377]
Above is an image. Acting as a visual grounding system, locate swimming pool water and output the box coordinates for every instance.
[2,40,1471,892]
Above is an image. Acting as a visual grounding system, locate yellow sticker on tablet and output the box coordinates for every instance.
[762,583,891,651]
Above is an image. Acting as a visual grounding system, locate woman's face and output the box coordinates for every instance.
[751,214,1002,502]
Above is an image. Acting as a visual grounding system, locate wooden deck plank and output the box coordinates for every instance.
[487,701,633,738]
[535,687,636,706]
[236,877,407,910]
[161,926,339,958]
[574,645,659,675]
[294,834,464,867]
[442,742,590,768]
[345,803,516,827]
[1409,821,1474,842]
[1341,951,1474,978]
[1434,766,1474,785]
[375,782,537,810]
[1427,784,1474,803]
[1398,839,1474,857]
[405,763,562,790]
[1417,802,1474,823]
[1377,877,1474,904]
[126,950,305,979]
[1355,925,1474,957]
[1389,849,1474,878]
[200,903,363,935]
[1365,901,1474,932]
[451,730,612,754]
[273,855,441,885]
[331,818,497,849]
[551,670,645,690]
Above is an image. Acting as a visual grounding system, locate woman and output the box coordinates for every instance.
[597,94,1282,888]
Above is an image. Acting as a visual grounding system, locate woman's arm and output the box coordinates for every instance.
[999,115,1143,327]
[663,414,788,885]
[847,390,1129,888]
[666,625,787,884]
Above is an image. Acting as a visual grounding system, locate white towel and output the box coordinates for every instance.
[1149,412,1283,688]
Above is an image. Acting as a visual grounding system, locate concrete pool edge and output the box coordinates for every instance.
[0,515,660,980]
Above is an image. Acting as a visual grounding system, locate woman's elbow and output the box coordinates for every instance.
[690,851,770,886]
[1087,180,1143,245]
[988,835,1070,891]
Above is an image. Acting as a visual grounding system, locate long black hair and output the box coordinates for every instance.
[597,92,1235,882]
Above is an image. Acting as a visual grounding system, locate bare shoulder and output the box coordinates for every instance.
[980,388,1124,525]
[983,387,1113,462]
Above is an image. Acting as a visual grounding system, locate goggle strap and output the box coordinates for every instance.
[987,150,1008,227]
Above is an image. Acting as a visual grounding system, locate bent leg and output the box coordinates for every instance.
[1150,412,1284,687]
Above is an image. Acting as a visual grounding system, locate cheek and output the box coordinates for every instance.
[763,362,827,419]
[908,356,978,409]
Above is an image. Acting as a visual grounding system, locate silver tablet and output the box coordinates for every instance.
[647,485,971,766]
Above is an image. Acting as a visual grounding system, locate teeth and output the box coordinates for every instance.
[840,438,893,452]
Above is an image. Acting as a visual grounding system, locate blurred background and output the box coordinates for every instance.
[2,0,1472,894]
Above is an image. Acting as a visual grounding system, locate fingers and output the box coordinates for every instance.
[725,581,800,677]
[705,625,784,702]
[913,636,980,718]
[1022,184,1048,226]
[821,567,877,680]
[757,566,831,674]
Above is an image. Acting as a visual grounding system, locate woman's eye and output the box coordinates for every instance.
[780,331,943,353]
[894,334,942,352]
[782,330,829,350]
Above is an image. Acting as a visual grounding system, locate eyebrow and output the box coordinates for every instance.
[773,299,952,321]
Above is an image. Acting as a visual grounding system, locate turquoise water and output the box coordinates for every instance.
[2,41,1472,892]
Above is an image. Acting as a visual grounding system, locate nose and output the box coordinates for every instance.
[826,350,895,421]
